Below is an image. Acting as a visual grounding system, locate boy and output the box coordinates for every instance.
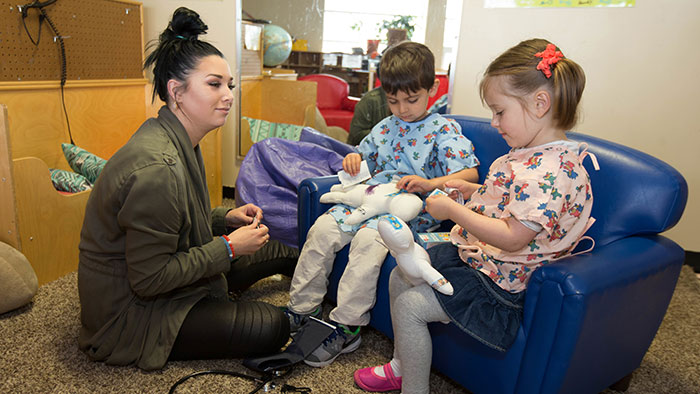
[286,41,480,367]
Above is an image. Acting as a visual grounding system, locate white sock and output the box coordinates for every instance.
[373,358,402,377]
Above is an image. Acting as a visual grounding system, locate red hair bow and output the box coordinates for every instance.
[534,44,564,79]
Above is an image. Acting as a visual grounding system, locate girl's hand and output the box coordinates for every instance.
[397,175,435,193]
[425,194,458,220]
[342,153,363,176]
[225,203,263,228]
[444,179,480,199]
[227,222,270,256]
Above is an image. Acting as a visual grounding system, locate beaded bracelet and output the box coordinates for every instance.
[220,235,235,260]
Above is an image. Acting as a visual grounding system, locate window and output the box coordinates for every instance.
[321,0,461,71]
[322,0,429,55]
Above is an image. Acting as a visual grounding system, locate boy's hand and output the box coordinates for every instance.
[342,153,363,176]
[425,194,457,221]
[397,175,434,193]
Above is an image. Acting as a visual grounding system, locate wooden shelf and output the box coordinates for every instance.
[280,51,323,76]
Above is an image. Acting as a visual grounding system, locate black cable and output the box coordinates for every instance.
[168,369,272,394]
[168,364,308,393]
[39,7,74,144]
[19,1,74,144]
[20,12,43,46]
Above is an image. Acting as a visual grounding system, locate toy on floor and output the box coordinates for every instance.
[377,215,454,296]
[320,182,423,226]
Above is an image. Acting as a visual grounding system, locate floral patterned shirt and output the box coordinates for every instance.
[450,140,594,293]
[328,113,479,233]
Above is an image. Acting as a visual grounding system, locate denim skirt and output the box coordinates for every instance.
[428,243,525,352]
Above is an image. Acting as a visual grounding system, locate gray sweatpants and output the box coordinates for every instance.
[288,213,389,326]
[390,267,450,394]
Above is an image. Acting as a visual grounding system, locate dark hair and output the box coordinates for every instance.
[379,41,436,96]
[479,38,586,131]
[144,7,224,103]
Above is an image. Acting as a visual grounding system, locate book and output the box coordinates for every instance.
[416,232,451,249]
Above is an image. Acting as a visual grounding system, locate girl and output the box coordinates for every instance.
[354,38,594,393]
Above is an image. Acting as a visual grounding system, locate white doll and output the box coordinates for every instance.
[320,182,423,226]
[377,215,454,296]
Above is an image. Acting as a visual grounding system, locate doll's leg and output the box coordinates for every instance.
[288,214,353,314]
[329,227,388,326]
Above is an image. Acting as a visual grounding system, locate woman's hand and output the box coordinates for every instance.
[225,203,262,228]
[397,175,435,194]
[425,194,458,221]
[342,153,362,176]
[227,221,270,256]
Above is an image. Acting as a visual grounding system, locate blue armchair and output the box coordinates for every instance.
[297,115,688,394]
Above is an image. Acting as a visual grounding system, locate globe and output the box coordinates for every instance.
[262,24,293,67]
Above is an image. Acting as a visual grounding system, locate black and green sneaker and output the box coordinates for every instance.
[303,323,361,368]
[281,305,322,333]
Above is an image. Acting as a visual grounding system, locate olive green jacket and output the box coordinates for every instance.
[347,87,391,146]
[78,106,231,370]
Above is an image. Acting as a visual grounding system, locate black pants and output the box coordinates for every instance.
[170,297,289,360]
[169,240,298,360]
[226,240,299,293]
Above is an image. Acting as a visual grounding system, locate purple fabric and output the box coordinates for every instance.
[235,134,349,248]
[299,127,355,157]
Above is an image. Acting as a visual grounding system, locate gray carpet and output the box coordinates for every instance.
[1,266,698,393]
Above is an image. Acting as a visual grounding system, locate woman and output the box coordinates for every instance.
[77,7,290,370]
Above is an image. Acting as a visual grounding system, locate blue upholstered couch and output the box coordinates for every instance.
[297,115,688,394]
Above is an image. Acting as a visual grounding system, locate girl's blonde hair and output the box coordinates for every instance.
[479,38,586,131]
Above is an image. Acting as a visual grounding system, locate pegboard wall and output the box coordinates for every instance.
[0,0,143,81]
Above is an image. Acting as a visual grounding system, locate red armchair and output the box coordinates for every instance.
[298,73,358,132]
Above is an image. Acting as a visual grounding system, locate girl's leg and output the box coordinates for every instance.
[355,269,448,393]
[392,281,449,394]
[169,298,289,360]
[288,214,353,314]
[329,227,388,326]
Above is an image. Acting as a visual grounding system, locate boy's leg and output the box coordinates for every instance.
[328,226,389,326]
[305,227,387,368]
[288,214,353,314]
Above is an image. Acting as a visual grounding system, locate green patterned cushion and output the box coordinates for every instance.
[49,168,93,193]
[61,143,107,184]
[243,116,304,143]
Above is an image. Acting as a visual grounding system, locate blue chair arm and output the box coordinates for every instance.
[297,175,340,249]
[517,235,684,393]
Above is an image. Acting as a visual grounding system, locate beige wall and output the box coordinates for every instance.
[451,0,700,250]
[141,0,242,186]
[242,0,325,52]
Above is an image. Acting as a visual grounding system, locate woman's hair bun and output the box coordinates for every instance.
[166,7,208,40]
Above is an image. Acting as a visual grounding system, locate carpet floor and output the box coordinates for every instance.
[1,266,698,393]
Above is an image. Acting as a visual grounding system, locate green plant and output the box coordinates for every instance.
[377,15,415,40]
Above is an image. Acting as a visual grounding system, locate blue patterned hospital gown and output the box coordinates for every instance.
[327,113,480,233]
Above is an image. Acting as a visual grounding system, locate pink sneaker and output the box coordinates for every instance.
[354,363,402,392]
